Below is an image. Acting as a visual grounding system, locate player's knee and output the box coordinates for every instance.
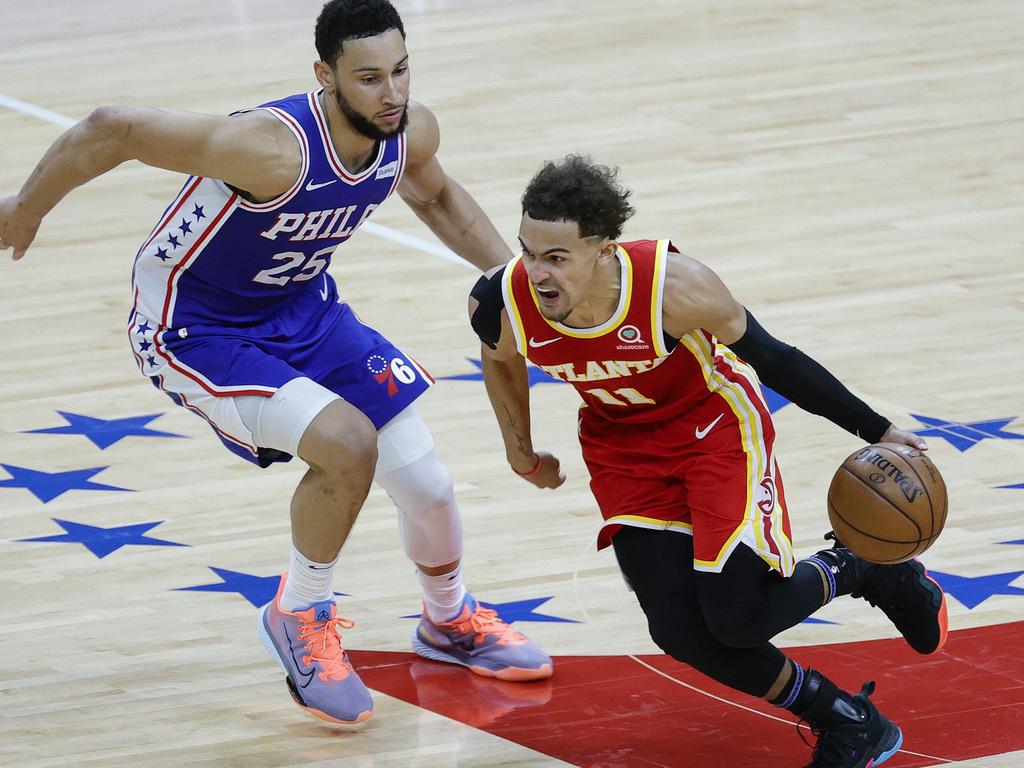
[644,604,704,663]
[300,401,378,481]
[410,462,455,511]
[702,603,770,649]
[380,452,456,522]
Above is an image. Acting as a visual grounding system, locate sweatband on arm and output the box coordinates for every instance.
[727,310,891,443]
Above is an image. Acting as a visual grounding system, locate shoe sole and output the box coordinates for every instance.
[921,567,949,655]
[867,724,904,767]
[902,561,948,654]
[412,632,553,682]
[257,604,373,725]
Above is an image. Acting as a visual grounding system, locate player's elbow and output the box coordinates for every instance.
[84,106,129,139]
[80,106,139,161]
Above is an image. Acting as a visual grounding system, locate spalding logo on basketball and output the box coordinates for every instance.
[827,442,947,564]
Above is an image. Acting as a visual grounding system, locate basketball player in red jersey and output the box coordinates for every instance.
[469,155,948,768]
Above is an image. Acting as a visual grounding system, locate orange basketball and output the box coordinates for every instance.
[827,442,947,564]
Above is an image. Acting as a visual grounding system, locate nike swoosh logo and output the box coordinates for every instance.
[283,622,317,688]
[695,413,724,440]
[319,275,329,301]
[305,179,338,192]
[528,336,561,348]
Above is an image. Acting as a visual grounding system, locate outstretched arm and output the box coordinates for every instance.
[661,252,925,449]
[399,102,512,271]
[0,106,299,260]
[470,270,565,487]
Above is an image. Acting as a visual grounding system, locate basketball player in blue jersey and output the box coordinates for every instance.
[0,0,551,725]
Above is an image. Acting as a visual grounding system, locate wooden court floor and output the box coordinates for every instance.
[1,0,1022,765]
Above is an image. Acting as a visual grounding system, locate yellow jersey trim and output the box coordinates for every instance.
[501,255,528,356]
[650,240,671,358]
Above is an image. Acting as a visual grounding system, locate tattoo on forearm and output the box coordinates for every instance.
[500,402,530,455]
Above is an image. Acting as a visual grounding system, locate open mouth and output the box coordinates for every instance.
[535,286,560,303]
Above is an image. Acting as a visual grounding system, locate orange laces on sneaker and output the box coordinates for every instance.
[298,614,356,681]
[452,605,527,646]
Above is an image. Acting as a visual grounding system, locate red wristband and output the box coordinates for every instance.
[513,453,542,478]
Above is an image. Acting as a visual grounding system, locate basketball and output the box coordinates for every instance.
[827,442,947,564]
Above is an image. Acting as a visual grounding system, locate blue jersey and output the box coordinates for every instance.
[131,89,407,329]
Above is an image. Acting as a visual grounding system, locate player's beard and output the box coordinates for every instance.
[333,87,408,140]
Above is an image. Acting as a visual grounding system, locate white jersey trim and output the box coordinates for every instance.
[501,255,528,356]
[236,106,310,212]
[310,90,386,184]
[158,183,241,326]
[650,239,671,358]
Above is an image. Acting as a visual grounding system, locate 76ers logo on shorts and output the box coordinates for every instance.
[758,476,777,515]
[367,354,417,397]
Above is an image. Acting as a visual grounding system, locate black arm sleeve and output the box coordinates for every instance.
[469,266,507,349]
[727,309,891,443]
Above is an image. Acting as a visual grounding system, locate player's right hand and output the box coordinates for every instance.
[512,450,566,489]
[0,196,42,261]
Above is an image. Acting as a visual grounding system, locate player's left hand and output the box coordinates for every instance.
[879,424,927,451]
[512,451,566,489]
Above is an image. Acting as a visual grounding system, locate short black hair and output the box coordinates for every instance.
[315,0,406,66]
[521,155,635,240]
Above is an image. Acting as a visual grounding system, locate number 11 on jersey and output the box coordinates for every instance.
[586,387,657,406]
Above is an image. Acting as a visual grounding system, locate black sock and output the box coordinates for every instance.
[781,667,864,726]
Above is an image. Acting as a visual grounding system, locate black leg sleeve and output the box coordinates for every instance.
[612,526,789,698]
[695,544,827,648]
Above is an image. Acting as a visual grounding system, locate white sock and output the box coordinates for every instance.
[280,545,338,612]
[417,564,466,622]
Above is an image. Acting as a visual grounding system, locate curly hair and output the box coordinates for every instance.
[315,0,406,65]
[521,155,635,240]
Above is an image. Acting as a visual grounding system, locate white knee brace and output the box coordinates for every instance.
[374,406,464,567]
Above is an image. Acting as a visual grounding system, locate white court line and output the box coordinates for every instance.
[360,221,471,268]
[569,537,956,765]
[0,94,469,267]
[0,93,76,128]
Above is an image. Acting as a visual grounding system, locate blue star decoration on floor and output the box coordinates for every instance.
[176,567,349,608]
[998,482,1024,490]
[439,358,563,388]
[23,411,187,449]
[761,385,790,414]
[928,569,1024,610]
[909,414,1024,452]
[17,519,186,559]
[403,596,580,624]
[0,463,133,503]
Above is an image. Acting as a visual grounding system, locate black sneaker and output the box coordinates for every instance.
[803,682,903,768]
[817,533,948,655]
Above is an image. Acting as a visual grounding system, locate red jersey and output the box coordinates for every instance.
[503,239,765,428]
[502,239,795,575]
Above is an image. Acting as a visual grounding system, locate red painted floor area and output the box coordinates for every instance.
[352,620,1024,767]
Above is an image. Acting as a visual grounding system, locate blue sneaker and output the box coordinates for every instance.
[412,594,553,681]
[257,573,373,724]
